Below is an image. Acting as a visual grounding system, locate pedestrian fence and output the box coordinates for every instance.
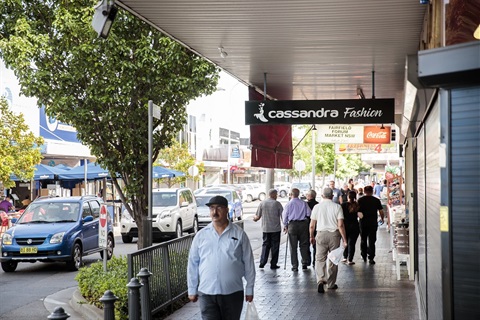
[48,220,244,319]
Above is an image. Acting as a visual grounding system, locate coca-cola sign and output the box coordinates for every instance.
[363,126,391,144]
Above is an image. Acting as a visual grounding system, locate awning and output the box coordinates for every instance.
[248,87,293,169]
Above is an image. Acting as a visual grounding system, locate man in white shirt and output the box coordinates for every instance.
[188,195,256,319]
[309,188,347,293]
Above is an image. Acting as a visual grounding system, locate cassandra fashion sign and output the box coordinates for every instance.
[245,99,395,125]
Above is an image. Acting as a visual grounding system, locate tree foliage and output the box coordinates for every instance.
[0,0,219,248]
[156,140,205,186]
[0,97,44,188]
[290,126,370,184]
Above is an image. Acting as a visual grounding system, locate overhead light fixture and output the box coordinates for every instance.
[356,87,365,99]
[218,47,228,59]
[380,124,385,129]
[92,0,118,39]
[312,124,317,131]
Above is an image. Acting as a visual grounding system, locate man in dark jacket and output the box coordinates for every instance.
[357,186,384,264]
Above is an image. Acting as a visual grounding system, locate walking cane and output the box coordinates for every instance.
[284,234,289,270]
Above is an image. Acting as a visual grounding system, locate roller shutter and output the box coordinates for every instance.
[451,86,480,319]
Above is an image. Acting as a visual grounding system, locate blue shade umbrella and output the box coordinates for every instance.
[152,166,185,179]
[58,162,111,180]
[55,164,72,171]
[10,163,69,181]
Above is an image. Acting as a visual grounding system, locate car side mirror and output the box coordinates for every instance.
[83,215,94,223]
[10,218,17,224]
[181,201,189,207]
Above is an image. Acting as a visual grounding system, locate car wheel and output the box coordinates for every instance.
[100,235,114,260]
[188,217,199,234]
[246,195,253,203]
[122,235,133,243]
[1,261,18,272]
[174,220,183,239]
[258,193,266,201]
[66,243,82,271]
[280,190,287,198]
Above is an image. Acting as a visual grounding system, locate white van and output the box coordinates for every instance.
[120,188,198,243]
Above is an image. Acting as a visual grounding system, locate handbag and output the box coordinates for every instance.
[245,301,260,320]
[327,244,345,265]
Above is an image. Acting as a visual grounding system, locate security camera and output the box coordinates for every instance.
[92,0,118,38]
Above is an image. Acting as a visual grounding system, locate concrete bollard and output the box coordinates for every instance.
[127,277,143,320]
[47,306,70,319]
[137,268,153,320]
[99,290,118,320]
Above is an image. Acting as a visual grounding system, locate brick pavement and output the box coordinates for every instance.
[166,225,418,320]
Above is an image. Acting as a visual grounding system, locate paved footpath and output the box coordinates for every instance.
[166,225,419,320]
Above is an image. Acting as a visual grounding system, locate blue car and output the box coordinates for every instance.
[0,196,114,272]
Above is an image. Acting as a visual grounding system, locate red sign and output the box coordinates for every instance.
[363,126,391,144]
[99,205,108,228]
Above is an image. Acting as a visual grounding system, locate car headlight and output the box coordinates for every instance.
[2,233,12,245]
[121,210,132,221]
[50,232,65,244]
[160,210,173,219]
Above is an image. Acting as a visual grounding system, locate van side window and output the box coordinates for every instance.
[89,201,100,219]
[82,202,92,218]
[183,191,193,204]
[179,192,186,205]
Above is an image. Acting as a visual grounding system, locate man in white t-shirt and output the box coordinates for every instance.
[309,188,347,293]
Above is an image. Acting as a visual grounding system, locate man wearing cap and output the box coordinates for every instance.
[187,195,255,320]
[283,188,311,271]
[253,188,284,269]
[309,187,347,293]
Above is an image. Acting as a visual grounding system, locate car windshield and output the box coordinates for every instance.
[152,192,177,207]
[18,202,80,224]
[292,183,310,189]
[205,192,233,202]
[196,196,210,206]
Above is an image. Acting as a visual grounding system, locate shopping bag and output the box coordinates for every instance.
[244,301,260,320]
[327,244,345,265]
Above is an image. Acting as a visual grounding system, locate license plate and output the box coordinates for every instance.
[20,247,38,254]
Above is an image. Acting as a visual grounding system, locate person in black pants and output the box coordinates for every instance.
[306,190,319,266]
[357,186,384,264]
[341,191,361,265]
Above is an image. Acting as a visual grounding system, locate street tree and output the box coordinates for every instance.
[156,140,205,187]
[0,1,219,248]
[0,97,44,188]
[290,126,370,185]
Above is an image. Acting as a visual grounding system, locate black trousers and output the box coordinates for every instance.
[260,231,281,267]
[198,290,244,320]
[343,226,360,261]
[360,224,378,260]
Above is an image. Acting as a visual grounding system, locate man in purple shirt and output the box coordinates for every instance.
[283,188,311,271]
[0,195,14,213]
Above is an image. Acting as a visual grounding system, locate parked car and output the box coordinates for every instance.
[120,188,198,243]
[195,188,243,228]
[274,183,291,198]
[0,196,114,272]
[239,183,266,202]
[290,182,313,199]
